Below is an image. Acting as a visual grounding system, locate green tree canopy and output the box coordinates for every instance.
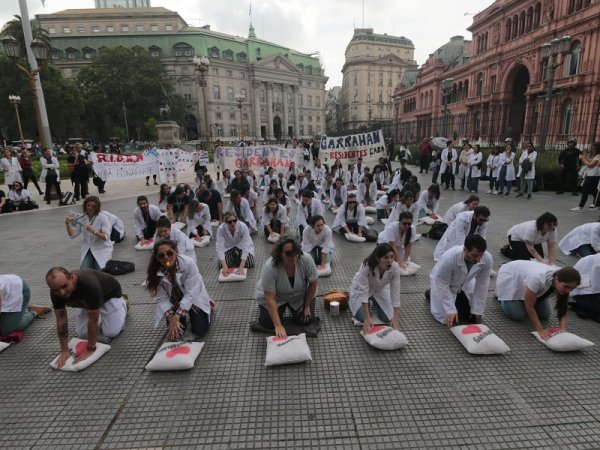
[77,47,181,141]
[1,15,51,62]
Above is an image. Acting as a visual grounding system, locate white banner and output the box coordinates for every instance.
[215,146,298,173]
[319,130,386,166]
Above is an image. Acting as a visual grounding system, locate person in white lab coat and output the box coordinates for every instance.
[570,254,600,319]
[133,195,164,245]
[155,216,196,262]
[466,144,483,193]
[101,210,125,243]
[65,196,113,270]
[495,144,516,196]
[296,190,324,237]
[433,207,490,261]
[377,211,418,267]
[349,243,402,334]
[357,174,377,208]
[416,184,441,220]
[261,197,288,239]
[429,235,493,327]
[516,141,537,199]
[441,195,480,224]
[440,140,458,190]
[558,222,600,257]
[457,142,472,191]
[301,215,334,269]
[227,189,257,233]
[331,193,377,242]
[215,212,255,276]
[495,261,580,338]
[0,275,52,335]
[185,199,212,242]
[502,212,558,265]
[485,146,502,194]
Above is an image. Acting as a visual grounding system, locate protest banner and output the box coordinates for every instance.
[215,146,298,172]
[319,130,386,166]
[90,152,157,181]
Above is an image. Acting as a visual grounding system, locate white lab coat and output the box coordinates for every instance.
[507,220,557,245]
[226,197,257,231]
[329,185,348,208]
[331,203,370,231]
[571,254,600,296]
[69,212,114,269]
[439,147,458,175]
[388,201,420,222]
[153,254,211,327]
[434,211,488,261]
[215,220,255,261]
[517,150,537,180]
[388,171,403,191]
[559,223,600,255]
[457,150,472,180]
[295,198,324,229]
[312,165,326,183]
[377,222,418,261]
[344,170,359,188]
[0,274,24,312]
[498,152,516,181]
[301,224,335,255]
[133,205,164,239]
[40,156,60,183]
[0,157,22,185]
[357,182,377,206]
[495,260,557,301]
[486,154,502,178]
[467,152,483,178]
[416,190,440,215]
[101,211,125,240]
[442,201,469,224]
[261,204,289,228]
[186,203,212,237]
[430,245,493,324]
[349,262,402,320]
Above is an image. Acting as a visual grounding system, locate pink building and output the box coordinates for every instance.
[393,0,600,149]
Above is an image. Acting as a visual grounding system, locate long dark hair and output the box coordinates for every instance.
[363,243,395,276]
[554,267,581,320]
[271,237,302,266]
[187,199,202,220]
[159,184,170,204]
[344,193,357,219]
[146,239,179,296]
[399,211,413,246]
[427,184,440,200]
[264,197,279,215]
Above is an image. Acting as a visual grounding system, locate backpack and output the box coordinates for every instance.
[399,149,406,159]
[102,260,135,275]
[521,157,532,173]
[427,222,448,240]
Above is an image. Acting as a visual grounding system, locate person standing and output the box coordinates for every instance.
[485,146,502,194]
[557,139,582,195]
[67,144,90,201]
[18,149,43,195]
[440,140,457,190]
[516,141,537,199]
[466,145,483,193]
[571,142,600,211]
[495,143,516,196]
[457,143,472,191]
[1,148,22,190]
[40,147,62,205]
[419,137,432,174]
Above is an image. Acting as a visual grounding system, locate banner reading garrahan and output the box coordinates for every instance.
[319,130,386,166]
[215,146,298,172]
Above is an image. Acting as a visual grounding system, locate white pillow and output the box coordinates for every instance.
[210,220,219,227]
[0,342,10,353]
[49,338,111,372]
[364,206,376,214]
[532,328,595,352]
[218,268,247,282]
[173,221,186,230]
[345,233,366,243]
[361,325,408,351]
[400,261,421,276]
[376,190,386,197]
[322,199,330,205]
[192,235,210,247]
[451,324,510,355]
[332,207,340,214]
[267,233,280,244]
[380,218,388,225]
[365,216,375,225]
[222,193,230,198]
[265,333,312,366]
[134,239,154,251]
[348,190,358,195]
[288,185,296,191]
[421,216,438,225]
[317,262,332,277]
[145,341,205,371]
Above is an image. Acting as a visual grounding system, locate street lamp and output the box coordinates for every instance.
[122,102,130,142]
[192,55,213,153]
[441,77,454,137]
[9,95,25,146]
[235,94,245,143]
[539,35,572,151]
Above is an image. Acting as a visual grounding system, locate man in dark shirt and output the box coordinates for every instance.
[198,188,223,224]
[67,144,90,201]
[557,139,582,195]
[46,267,127,368]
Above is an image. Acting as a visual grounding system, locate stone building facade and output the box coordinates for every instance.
[341,28,417,134]
[36,7,327,141]
[394,0,600,149]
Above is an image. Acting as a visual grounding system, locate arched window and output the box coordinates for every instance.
[561,98,575,136]
[505,18,512,42]
[223,49,234,61]
[420,93,424,108]
[512,14,518,39]
[305,65,313,74]
[82,47,95,59]
[424,91,429,107]
[464,80,469,98]
[533,3,541,29]
[519,12,526,35]
[132,45,144,56]
[51,48,63,60]
[65,47,79,60]
[565,41,582,76]
[484,32,488,50]
[206,46,219,58]
[429,89,433,106]
[476,73,484,96]
[237,52,247,63]
[149,45,161,57]
[174,42,194,57]
[568,0,576,13]
[526,7,533,32]
[458,81,463,101]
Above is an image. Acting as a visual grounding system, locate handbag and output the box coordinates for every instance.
[102,260,135,275]
[521,158,532,173]
[323,289,349,311]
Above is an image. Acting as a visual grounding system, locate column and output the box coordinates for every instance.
[266,82,275,140]
[282,84,289,139]
[292,85,300,138]
[253,81,262,140]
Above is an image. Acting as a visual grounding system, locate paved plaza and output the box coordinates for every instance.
[1,163,600,449]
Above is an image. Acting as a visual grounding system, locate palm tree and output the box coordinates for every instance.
[1,15,51,60]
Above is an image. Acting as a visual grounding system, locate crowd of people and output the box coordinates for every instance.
[2,141,600,369]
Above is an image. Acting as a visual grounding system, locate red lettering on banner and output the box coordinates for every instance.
[97,154,107,162]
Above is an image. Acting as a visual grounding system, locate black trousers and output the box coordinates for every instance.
[508,236,544,260]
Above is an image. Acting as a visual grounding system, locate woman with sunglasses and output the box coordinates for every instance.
[293,172,308,199]
[262,197,288,240]
[349,243,402,334]
[331,193,377,242]
[155,216,196,262]
[215,211,255,277]
[301,215,334,270]
[254,238,318,338]
[65,196,113,270]
[146,239,212,341]
[377,211,418,268]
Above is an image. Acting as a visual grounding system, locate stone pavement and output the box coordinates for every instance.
[1,163,600,450]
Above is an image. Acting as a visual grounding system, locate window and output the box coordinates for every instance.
[308,115,313,122]
[51,49,62,59]
[300,115,304,122]
[77,26,85,33]
[182,67,188,73]
[476,73,484,96]
[307,95,312,107]
[184,93,192,101]
[565,41,582,76]
[241,72,246,79]
[212,68,219,75]
[223,50,234,61]
[92,25,100,33]
[227,87,234,101]
[533,3,541,29]
[259,90,265,102]
[136,25,144,32]
[298,94,303,106]
[241,88,247,98]
[299,125,304,136]
[353,73,358,85]
[215,125,224,137]
[67,49,78,59]
[237,52,247,63]
[165,25,173,31]
[122,25,129,32]
[226,70,232,77]
[308,126,313,136]
[83,48,95,59]
[561,99,574,135]
[316,96,320,107]
[149,46,161,57]
[216,112,223,119]
[209,47,220,58]
[151,25,158,32]
[243,113,249,120]
[230,126,237,136]
[229,112,236,120]
[107,26,114,32]
[48,27,56,34]
[213,86,221,100]
[63,27,71,33]
[288,92,292,102]
[174,43,193,57]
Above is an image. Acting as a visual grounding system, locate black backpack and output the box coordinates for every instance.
[427,222,448,240]
[102,260,135,275]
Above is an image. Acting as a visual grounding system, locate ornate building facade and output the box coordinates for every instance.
[36,7,327,141]
[341,28,417,134]
[394,0,600,149]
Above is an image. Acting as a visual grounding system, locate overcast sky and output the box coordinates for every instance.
[2,0,495,87]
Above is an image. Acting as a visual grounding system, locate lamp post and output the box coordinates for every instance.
[441,77,454,138]
[122,102,130,142]
[368,105,373,127]
[235,94,245,143]
[9,95,25,146]
[539,36,572,151]
[192,55,212,153]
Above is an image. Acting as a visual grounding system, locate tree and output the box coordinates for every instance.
[0,15,51,60]
[77,47,179,141]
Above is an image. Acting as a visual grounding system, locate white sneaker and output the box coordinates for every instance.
[492,190,498,194]
[570,206,583,212]
[589,205,597,210]
[486,189,492,194]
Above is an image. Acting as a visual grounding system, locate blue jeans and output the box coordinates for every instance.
[353,300,391,323]
[573,244,596,258]
[80,249,101,270]
[519,174,533,195]
[0,280,34,335]
[496,166,512,193]
[501,298,552,321]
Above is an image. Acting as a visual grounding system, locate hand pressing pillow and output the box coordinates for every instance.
[361,325,408,350]
[267,233,280,244]
[145,341,205,371]
[532,328,595,352]
[365,216,375,225]
[400,261,421,276]
[345,233,366,243]
[364,206,377,214]
[265,333,312,366]
[173,222,186,230]
[218,268,247,282]
[49,338,111,372]
[192,236,210,248]
[317,263,332,277]
[451,324,510,355]
[134,239,154,251]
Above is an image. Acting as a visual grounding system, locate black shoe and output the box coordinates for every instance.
[74,197,80,201]
[516,193,523,197]
[424,289,431,302]
[505,192,510,196]
[572,192,579,196]
[527,194,531,199]
[154,181,159,185]
[146,182,150,186]
[46,200,51,205]
[556,191,564,194]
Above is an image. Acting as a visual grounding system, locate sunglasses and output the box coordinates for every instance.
[284,250,298,257]
[226,219,238,224]
[401,221,412,226]
[157,250,175,259]
[347,201,356,204]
